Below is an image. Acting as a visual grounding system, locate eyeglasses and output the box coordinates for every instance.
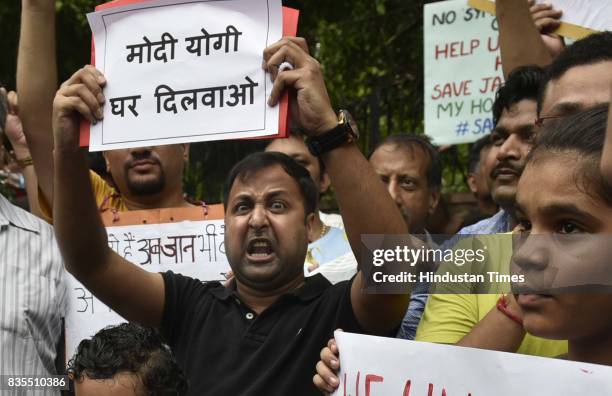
[534,114,564,127]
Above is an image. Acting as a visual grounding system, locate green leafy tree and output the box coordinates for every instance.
[0,0,470,206]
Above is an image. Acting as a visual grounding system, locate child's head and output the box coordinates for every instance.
[68,323,188,395]
[513,104,612,344]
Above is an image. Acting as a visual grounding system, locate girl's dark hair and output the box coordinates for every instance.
[528,103,612,205]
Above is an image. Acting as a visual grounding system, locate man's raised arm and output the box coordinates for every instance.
[264,38,410,335]
[52,66,165,327]
[17,0,58,206]
[496,0,563,78]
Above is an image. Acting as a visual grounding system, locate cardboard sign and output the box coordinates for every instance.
[424,0,503,145]
[83,0,283,151]
[80,1,299,147]
[65,205,231,361]
[468,0,610,40]
[334,331,612,395]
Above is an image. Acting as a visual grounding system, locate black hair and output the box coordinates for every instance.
[528,104,612,205]
[492,65,544,127]
[223,151,319,217]
[538,32,612,115]
[67,323,188,395]
[369,134,442,189]
[468,135,493,174]
[265,128,326,175]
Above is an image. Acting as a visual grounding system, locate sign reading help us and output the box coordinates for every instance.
[85,0,282,151]
[334,331,612,396]
[424,0,503,146]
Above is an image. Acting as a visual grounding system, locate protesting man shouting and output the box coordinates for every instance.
[51,37,411,395]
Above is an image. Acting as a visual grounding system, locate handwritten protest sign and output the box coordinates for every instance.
[424,0,502,146]
[65,205,230,361]
[84,0,282,151]
[334,331,612,395]
[468,0,611,40]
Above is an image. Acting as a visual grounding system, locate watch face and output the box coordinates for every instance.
[341,110,360,140]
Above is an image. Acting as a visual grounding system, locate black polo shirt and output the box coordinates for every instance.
[160,271,363,396]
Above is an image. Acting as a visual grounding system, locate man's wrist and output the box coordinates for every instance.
[12,147,31,159]
[313,111,339,136]
[16,156,34,169]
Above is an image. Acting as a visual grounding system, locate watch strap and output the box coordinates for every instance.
[306,123,348,156]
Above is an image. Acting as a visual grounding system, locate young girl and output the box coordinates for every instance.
[513,103,612,366]
[313,104,612,393]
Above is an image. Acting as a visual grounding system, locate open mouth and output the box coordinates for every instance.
[246,239,275,262]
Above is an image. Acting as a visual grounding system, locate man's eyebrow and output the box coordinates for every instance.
[549,102,583,117]
[229,193,252,203]
[266,189,290,199]
[517,123,536,135]
[539,203,601,224]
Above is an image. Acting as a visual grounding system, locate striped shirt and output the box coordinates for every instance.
[0,194,66,394]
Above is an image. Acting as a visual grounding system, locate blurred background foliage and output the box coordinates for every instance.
[0,0,470,205]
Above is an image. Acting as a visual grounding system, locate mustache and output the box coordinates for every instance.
[125,152,161,169]
[490,161,524,179]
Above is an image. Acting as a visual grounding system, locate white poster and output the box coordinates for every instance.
[65,218,230,361]
[469,0,612,37]
[334,331,612,395]
[86,0,282,151]
[537,0,611,33]
[424,0,502,145]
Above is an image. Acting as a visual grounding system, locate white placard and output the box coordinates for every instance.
[470,0,612,37]
[539,0,611,33]
[424,0,503,146]
[334,331,612,395]
[86,0,282,151]
[65,219,230,361]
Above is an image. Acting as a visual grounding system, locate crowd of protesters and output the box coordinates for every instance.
[0,0,611,395]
